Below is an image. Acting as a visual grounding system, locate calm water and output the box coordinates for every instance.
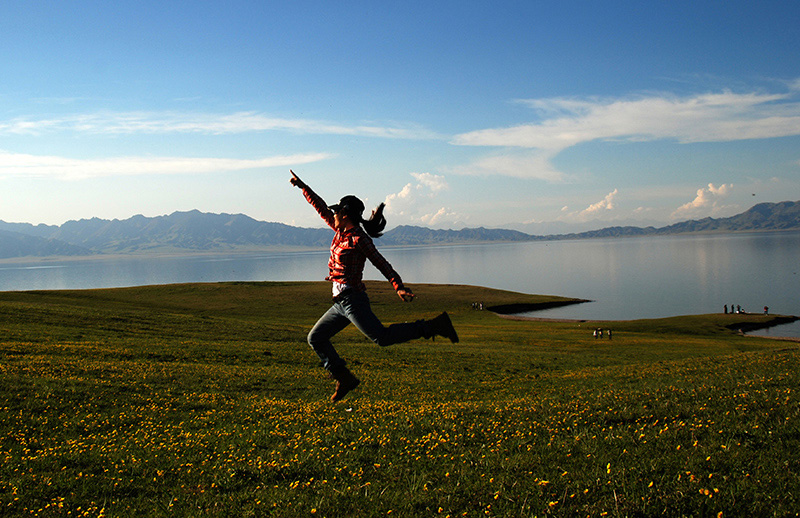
[1,231,798,337]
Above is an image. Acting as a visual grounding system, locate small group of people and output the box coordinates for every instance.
[592,328,612,340]
[471,302,485,310]
[724,304,745,314]
[724,304,769,315]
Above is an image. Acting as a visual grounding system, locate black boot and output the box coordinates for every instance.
[422,312,459,343]
[329,366,360,402]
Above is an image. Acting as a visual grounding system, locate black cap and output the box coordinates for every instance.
[329,195,365,219]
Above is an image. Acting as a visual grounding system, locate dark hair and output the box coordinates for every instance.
[361,203,387,238]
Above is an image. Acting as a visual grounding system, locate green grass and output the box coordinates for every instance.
[0,281,798,517]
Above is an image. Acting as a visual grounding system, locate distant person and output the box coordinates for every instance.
[608,329,612,340]
[724,304,728,314]
[764,306,769,315]
[290,170,459,402]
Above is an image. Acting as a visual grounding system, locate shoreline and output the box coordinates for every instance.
[486,299,591,317]
[493,310,800,342]
[493,313,619,324]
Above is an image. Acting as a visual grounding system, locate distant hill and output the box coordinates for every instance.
[0,229,92,259]
[382,201,800,244]
[0,210,332,257]
[657,201,800,233]
[0,201,798,259]
[553,201,800,240]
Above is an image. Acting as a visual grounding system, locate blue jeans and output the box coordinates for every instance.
[307,290,425,371]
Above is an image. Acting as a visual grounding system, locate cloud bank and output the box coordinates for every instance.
[451,82,800,179]
[447,150,566,181]
[0,112,441,140]
[0,150,332,180]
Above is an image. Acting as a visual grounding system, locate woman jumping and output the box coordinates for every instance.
[290,170,459,402]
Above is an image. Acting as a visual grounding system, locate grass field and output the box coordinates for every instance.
[0,281,798,517]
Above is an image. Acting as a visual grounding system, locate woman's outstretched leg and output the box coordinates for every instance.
[341,291,458,346]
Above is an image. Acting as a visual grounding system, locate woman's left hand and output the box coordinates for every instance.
[397,289,415,302]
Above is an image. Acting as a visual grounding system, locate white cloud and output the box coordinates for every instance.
[0,111,441,140]
[583,188,619,214]
[0,150,332,180]
[411,172,448,192]
[451,82,800,179]
[384,172,462,227]
[455,89,800,149]
[671,183,733,220]
[384,173,449,212]
[560,189,619,222]
[420,207,459,226]
[447,150,567,182]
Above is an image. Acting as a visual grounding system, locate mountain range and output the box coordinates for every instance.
[1,200,798,259]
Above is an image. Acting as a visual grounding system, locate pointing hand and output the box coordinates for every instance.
[289,170,306,189]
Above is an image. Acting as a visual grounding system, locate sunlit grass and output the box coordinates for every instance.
[0,282,797,516]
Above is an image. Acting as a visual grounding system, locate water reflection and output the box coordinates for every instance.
[379,233,800,328]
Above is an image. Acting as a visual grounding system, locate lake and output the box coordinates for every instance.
[1,231,798,337]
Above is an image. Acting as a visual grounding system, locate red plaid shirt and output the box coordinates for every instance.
[302,185,404,292]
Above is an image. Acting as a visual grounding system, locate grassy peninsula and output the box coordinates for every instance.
[1,282,798,517]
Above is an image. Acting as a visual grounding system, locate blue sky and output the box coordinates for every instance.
[1,1,799,233]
